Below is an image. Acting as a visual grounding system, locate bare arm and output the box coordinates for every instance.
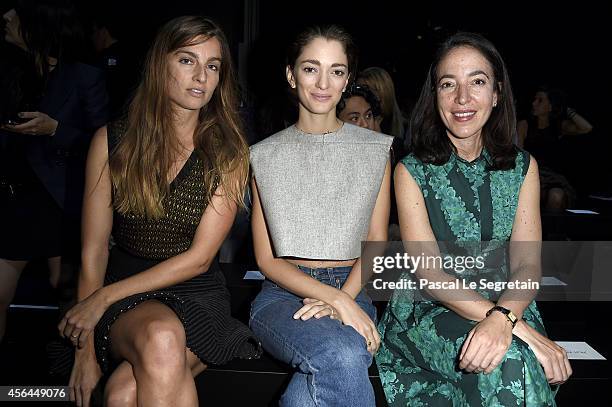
[66,125,112,407]
[497,156,541,320]
[509,158,572,383]
[561,110,593,136]
[79,126,113,303]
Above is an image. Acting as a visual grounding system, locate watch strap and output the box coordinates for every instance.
[486,305,518,327]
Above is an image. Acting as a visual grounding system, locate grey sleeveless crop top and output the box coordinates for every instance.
[250,123,393,260]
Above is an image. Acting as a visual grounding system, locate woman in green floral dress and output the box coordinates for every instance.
[376,32,572,406]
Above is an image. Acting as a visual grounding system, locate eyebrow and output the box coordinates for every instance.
[347,108,372,115]
[175,50,222,63]
[300,59,347,68]
[438,70,491,82]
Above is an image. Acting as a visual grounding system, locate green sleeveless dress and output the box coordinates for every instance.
[376,149,557,406]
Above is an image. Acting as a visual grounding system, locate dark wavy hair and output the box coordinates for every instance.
[337,83,382,117]
[410,32,518,170]
[286,24,358,83]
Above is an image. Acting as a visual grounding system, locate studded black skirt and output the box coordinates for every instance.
[93,245,261,373]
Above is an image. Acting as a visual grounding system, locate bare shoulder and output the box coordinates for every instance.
[527,154,539,175]
[86,125,110,167]
[90,126,108,153]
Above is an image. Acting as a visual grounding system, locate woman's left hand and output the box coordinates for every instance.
[293,297,339,321]
[58,289,108,348]
[2,111,58,136]
[459,311,513,374]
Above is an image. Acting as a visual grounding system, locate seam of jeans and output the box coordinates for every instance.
[249,314,320,405]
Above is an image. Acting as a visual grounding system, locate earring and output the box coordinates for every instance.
[493,101,497,107]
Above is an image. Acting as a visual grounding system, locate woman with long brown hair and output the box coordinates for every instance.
[58,16,260,407]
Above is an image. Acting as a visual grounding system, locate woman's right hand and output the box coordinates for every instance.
[332,292,381,355]
[459,311,513,374]
[515,320,572,384]
[69,343,102,407]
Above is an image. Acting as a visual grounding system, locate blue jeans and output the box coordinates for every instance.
[249,266,377,407]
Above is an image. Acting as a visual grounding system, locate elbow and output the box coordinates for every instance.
[368,229,388,243]
[81,244,109,264]
[195,256,215,275]
[255,255,272,273]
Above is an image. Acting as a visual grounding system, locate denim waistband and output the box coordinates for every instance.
[296,265,352,286]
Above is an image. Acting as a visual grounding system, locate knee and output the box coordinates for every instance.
[104,377,136,407]
[134,318,187,372]
[311,332,370,373]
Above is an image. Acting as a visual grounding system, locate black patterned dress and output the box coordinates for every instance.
[92,122,261,373]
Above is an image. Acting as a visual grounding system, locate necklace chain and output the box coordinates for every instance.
[295,121,342,135]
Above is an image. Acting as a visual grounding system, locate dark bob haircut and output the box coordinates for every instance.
[409,32,518,170]
[337,83,381,117]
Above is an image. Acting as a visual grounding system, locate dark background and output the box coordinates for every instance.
[69,0,611,191]
[4,0,607,130]
[65,0,608,119]
[2,0,610,189]
[1,2,611,403]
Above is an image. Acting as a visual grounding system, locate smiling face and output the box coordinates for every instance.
[338,95,376,130]
[286,37,349,116]
[436,46,498,142]
[3,9,27,50]
[166,35,222,113]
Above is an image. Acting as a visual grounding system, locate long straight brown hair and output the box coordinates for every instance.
[109,16,249,219]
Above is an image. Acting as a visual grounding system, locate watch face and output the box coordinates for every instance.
[489,306,517,325]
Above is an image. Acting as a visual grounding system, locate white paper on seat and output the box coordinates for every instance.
[541,276,567,286]
[244,270,265,280]
[565,209,599,215]
[555,341,606,360]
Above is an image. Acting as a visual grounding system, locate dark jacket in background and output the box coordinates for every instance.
[1,62,109,216]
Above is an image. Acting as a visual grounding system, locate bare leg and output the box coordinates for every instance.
[108,300,203,407]
[47,256,61,289]
[0,259,27,342]
[104,361,137,407]
[104,351,206,407]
